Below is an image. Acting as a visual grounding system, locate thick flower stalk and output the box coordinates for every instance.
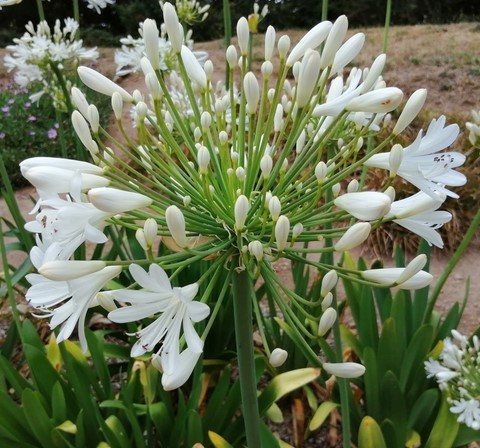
[425,330,480,430]
[22,4,466,395]
[4,18,98,107]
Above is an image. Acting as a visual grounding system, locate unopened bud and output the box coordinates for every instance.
[165,205,188,248]
[275,215,290,251]
[269,348,288,367]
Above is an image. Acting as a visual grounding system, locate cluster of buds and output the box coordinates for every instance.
[21,2,466,388]
[466,110,480,148]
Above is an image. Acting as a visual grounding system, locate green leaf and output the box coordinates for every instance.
[358,416,387,448]
[208,431,234,448]
[424,396,459,448]
[308,401,338,431]
[51,382,67,423]
[266,402,284,424]
[23,343,62,399]
[103,415,130,448]
[85,330,113,400]
[339,324,363,357]
[0,390,36,444]
[258,368,320,415]
[399,324,434,392]
[362,347,380,420]
[454,424,480,446]
[186,409,204,447]
[407,389,440,434]
[379,372,407,446]
[0,353,31,396]
[377,318,401,376]
[259,420,281,447]
[203,367,233,431]
[148,402,171,446]
[22,388,55,448]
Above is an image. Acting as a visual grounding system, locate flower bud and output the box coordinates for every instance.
[275,215,290,251]
[87,104,99,133]
[248,240,264,262]
[71,110,97,155]
[236,167,246,182]
[165,205,188,248]
[318,307,337,336]
[226,45,238,68]
[347,179,359,193]
[323,362,366,378]
[181,45,207,90]
[321,270,338,297]
[143,218,158,247]
[334,222,371,252]
[265,25,276,61]
[143,19,160,70]
[145,73,162,100]
[360,54,386,93]
[78,66,133,102]
[320,15,348,69]
[347,87,403,114]
[234,195,250,231]
[197,146,210,174]
[111,92,123,120]
[237,17,249,56]
[334,192,391,221]
[269,196,281,221]
[321,292,333,311]
[388,144,404,177]
[88,187,152,213]
[315,162,327,182]
[71,87,89,117]
[292,222,303,239]
[260,154,273,179]
[393,88,427,135]
[362,268,433,290]
[396,254,427,285]
[286,21,332,66]
[39,260,106,281]
[331,33,365,74]
[269,348,288,367]
[296,50,321,108]
[277,35,290,59]
[244,72,260,114]
[163,2,183,53]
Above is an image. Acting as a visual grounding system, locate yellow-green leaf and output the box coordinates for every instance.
[406,430,421,448]
[208,431,234,448]
[46,334,62,371]
[358,416,387,448]
[309,401,339,431]
[56,420,77,434]
[266,402,284,424]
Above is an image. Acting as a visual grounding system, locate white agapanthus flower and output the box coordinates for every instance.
[425,330,480,430]
[108,264,210,388]
[386,191,452,248]
[84,0,115,14]
[365,115,466,199]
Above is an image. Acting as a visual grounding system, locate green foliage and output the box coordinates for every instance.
[339,244,480,447]
[0,84,75,189]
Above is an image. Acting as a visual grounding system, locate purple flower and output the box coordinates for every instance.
[24,101,31,108]
[29,131,36,136]
[27,115,37,122]
[47,128,57,139]
[7,99,14,105]
[54,122,59,129]
[0,132,5,139]
[1,106,9,113]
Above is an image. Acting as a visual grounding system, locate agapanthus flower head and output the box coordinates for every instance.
[22,3,467,389]
[425,330,480,430]
[4,18,98,106]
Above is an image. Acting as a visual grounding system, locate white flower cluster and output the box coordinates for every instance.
[161,0,210,25]
[3,18,98,105]
[466,110,480,148]
[425,330,480,430]
[22,3,467,389]
[0,0,22,9]
[85,0,115,15]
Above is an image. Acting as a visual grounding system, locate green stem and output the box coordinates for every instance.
[324,147,351,448]
[233,262,262,448]
[424,207,480,322]
[35,0,45,21]
[222,0,232,88]
[321,0,328,21]
[382,0,392,53]
[55,109,68,159]
[73,0,80,27]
